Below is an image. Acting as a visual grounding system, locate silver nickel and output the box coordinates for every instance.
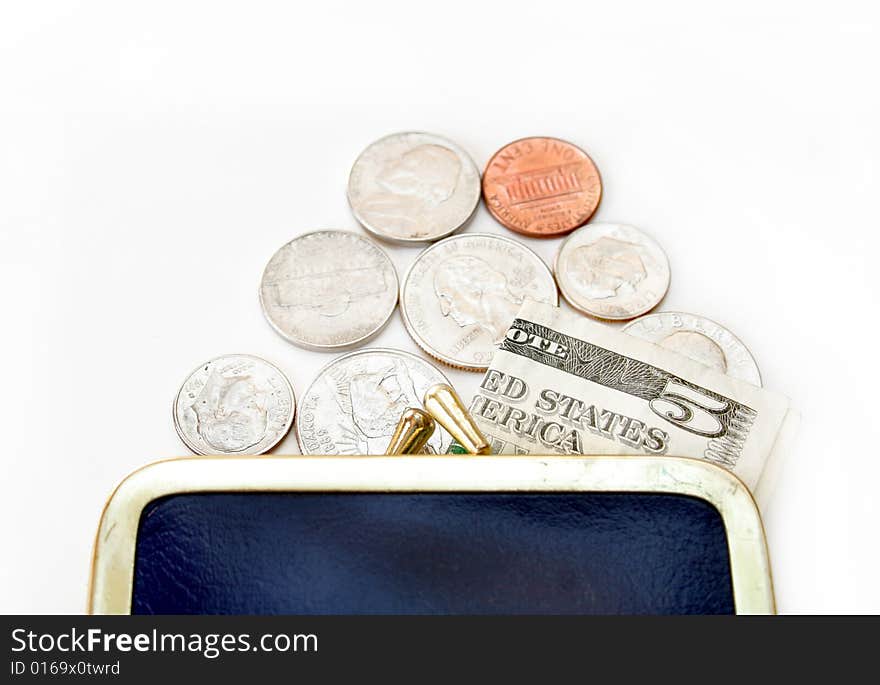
[347,132,481,243]
[401,233,558,371]
[259,230,399,350]
[623,312,762,386]
[297,348,454,455]
[173,354,296,455]
[554,223,670,320]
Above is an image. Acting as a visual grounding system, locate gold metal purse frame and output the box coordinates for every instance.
[88,455,775,614]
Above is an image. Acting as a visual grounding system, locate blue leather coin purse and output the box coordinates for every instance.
[88,456,774,615]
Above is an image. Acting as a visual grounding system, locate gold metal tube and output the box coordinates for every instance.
[423,383,491,455]
[385,408,436,455]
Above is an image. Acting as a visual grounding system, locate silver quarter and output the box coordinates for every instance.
[401,233,559,371]
[259,230,399,350]
[296,348,454,455]
[554,223,670,320]
[623,312,762,386]
[173,354,296,455]
[347,132,481,243]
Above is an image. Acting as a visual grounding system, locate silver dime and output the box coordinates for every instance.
[347,132,481,243]
[554,223,670,320]
[400,233,559,371]
[623,312,762,386]
[173,354,296,455]
[296,348,454,455]
[259,230,398,350]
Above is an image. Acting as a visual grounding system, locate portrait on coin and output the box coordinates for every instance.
[433,254,523,344]
[330,358,446,454]
[190,362,269,453]
[358,144,461,238]
[569,236,647,300]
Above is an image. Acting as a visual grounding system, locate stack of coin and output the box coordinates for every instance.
[172,129,761,456]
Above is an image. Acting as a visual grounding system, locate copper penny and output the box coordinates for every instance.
[482,136,602,237]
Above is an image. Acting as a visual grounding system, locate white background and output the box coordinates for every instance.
[1,1,877,614]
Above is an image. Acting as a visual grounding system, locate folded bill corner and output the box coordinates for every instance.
[470,299,794,495]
